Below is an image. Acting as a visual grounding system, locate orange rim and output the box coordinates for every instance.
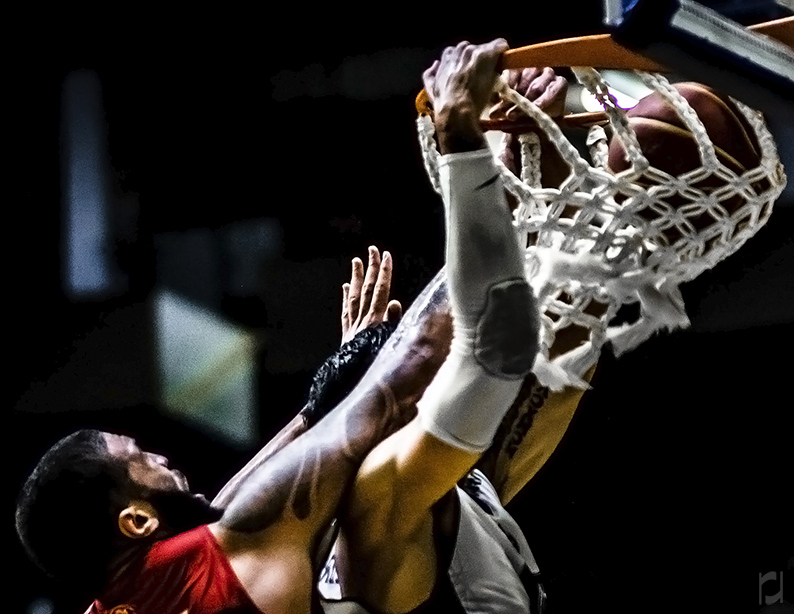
[416,16,794,126]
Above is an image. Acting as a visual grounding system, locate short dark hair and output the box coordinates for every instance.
[15,429,136,592]
[301,321,397,427]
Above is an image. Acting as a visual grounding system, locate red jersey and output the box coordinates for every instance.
[85,525,257,614]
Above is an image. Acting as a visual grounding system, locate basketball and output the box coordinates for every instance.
[606,82,766,242]
[607,82,761,175]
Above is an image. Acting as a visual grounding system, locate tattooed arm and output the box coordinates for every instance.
[211,247,401,511]
[208,279,451,613]
[476,366,595,505]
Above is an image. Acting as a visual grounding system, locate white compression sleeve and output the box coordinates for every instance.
[418,148,539,452]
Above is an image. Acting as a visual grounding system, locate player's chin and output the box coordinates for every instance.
[171,468,190,492]
[193,492,210,504]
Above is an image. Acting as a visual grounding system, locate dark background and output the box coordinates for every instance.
[10,2,793,613]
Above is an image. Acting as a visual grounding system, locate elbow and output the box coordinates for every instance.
[474,278,539,379]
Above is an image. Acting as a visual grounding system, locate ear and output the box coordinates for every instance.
[117,500,160,539]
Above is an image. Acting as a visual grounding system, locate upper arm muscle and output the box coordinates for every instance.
[489,366,595,504]
[349,418,479,536]
[333,417,478,610]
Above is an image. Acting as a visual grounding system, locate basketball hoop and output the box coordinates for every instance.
[416,21,789,390]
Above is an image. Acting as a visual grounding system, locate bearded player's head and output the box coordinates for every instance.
[15,429,220,593]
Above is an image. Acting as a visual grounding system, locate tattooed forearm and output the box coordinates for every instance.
[212,413,309,510]
[218,290,453,537]
[220,384,413,532]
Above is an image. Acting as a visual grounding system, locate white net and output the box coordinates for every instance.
[417,69,787,390]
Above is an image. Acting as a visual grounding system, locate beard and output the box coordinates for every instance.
[145,488,223,537]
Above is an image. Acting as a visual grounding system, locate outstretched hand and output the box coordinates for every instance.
[341,246,402,346]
